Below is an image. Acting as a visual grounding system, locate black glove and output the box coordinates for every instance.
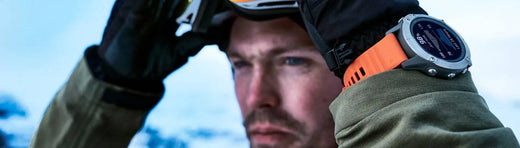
[296,0,427,79]
[89,0,226,91]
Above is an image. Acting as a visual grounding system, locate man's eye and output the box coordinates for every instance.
[284,57,307,66]
[233,61,250,69]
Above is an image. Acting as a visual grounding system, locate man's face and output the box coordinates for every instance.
[226,17,343,148]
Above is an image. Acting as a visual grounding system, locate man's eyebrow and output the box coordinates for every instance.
[226,48,243,58]
[267,46,318,56]
[226,46,318,59]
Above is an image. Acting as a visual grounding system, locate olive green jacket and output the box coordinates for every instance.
[30,57,519,147]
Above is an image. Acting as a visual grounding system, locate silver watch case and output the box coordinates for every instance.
[386,14,472,79]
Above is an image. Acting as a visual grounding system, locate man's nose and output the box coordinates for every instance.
[246,67,279,109]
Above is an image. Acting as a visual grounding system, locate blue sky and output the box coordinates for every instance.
[0,0,519,147]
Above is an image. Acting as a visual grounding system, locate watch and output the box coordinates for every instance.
[343,14,472,89]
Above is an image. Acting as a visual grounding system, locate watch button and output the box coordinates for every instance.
[427,68,438,76]
[447,73,456,79]
[428,57,436,62]
[462,68,468,74]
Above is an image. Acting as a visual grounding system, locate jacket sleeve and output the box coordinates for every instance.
[29,47,164,148]
[330,69,519,147]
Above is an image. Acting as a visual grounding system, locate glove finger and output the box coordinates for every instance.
[147,32,207,79]
[166,0,181,18]
[173,32,210,57]
[101,0,126,41]
[152,0,165,20]
[99,0,129,55]
[158,0,178,19]
[135,0,156,12]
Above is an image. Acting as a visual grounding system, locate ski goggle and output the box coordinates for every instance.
[176,0,298,32]
[227,0,298,19]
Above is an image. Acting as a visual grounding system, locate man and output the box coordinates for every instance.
[228,17,342,147]
[29,0,342,147]
[31,0,520,147]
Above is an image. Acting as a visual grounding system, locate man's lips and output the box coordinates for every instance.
[248,122,294,145]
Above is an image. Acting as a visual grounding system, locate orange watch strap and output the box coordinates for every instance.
[343,33,408,90]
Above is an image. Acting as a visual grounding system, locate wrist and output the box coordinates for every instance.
[85,46,164,93]
[330,18,399,78]
[325,6,428,80]
[342,14,472,89]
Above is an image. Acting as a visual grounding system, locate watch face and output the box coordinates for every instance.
[411,19,465,61]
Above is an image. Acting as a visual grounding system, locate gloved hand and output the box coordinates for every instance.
[295,0,427,79]
[95,0,224,86]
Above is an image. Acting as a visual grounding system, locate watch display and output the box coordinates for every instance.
[411,19,465,61]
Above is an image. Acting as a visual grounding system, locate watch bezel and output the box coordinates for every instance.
[392,14,472,78]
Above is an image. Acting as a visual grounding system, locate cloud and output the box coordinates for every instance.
[0,93,29,147]
[144,126,189,148]
[0,94,26,119]
[186,128,231,140]
[0,130,9,148]
[131,125,247,148]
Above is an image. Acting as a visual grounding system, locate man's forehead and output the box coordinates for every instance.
[230,17,305,36]
[227,17,316,58]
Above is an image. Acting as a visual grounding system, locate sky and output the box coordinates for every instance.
[0,0,519,147]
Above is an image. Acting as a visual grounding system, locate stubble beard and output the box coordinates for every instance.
[244,108,318,148]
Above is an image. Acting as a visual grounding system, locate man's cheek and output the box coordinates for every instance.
[278,73,310,94]
[234,79,250,117]
[290,78,332,121]
[282,87,317,125]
